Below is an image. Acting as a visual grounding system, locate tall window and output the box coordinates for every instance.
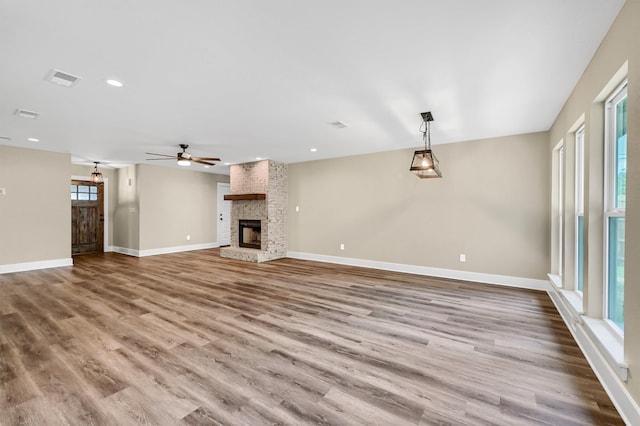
[558,145,565,279]
[575,127,585,292]
[604,82,627,331]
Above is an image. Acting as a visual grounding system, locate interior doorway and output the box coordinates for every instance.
[217,182,231,246]
[71,180,104,255]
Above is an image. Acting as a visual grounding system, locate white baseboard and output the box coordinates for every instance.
[112,242,220,258]
[547,279,640,425]
[111,246,140,256]
[286,251,548,291]
[0,258,73,274]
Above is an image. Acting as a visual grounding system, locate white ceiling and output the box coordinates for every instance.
[0,0,625,174]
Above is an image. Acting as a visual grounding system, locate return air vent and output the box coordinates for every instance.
[14,109,39,119]
[46,68,81,87]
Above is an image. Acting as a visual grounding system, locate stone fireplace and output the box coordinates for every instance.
[220,160,287,262]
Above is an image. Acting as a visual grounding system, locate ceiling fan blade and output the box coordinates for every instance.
[192,157,221,162]
[145,152,176,158]
[192,159,216,166]
[145,158,174,161]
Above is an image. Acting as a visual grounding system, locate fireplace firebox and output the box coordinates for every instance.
[239,220,261,249]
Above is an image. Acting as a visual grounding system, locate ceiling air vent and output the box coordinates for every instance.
[0,136,12,141]
[46,68,81,87]
[14,109,40,119]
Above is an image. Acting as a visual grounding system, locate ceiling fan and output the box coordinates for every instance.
[145,144,220,167]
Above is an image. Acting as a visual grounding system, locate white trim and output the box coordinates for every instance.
[111,246,140,257]
[547,277,638,425]
[0,258,73,274]
[286,251,548,290]
[112,242,220,258]
[72,175,109,251]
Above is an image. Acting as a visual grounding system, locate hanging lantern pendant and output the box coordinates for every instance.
[410,111,442,179]
[91,162,104,183]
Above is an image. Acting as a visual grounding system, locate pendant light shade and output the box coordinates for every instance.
[410,111,442,179]
[91,162,103,183]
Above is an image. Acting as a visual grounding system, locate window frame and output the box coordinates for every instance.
[575,126,585,293]
[603,80,627,334]
[558,144,565,279]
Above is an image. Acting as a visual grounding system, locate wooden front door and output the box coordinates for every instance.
[71,180,104,255]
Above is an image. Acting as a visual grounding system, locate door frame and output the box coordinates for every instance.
[72,175,109,252]
[217,182,231,246]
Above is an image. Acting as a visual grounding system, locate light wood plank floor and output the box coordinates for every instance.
[0,249,623,425]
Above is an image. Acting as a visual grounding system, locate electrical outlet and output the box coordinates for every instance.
[340,243,345,251]
[459,254,466,263]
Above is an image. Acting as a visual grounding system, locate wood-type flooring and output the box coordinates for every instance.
[0,249,624,425]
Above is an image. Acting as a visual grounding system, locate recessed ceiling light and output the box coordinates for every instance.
[224,162,231,166]
[106,79,123,87]
[256,157,262,160]
[204,165,210,168]
[310,148,318,152]
[27,137,39,142]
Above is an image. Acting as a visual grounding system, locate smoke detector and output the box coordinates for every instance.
[14,109,40,119]
[45,68,81,87]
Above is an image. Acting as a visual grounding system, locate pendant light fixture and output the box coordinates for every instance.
[410,111,442,179]
[91,162,103,183]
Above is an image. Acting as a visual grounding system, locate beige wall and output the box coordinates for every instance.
[289,132,550,280]
[0,146,71,264]
[549,0,640,403]
[138,164,229,250]
[71,164,116,248]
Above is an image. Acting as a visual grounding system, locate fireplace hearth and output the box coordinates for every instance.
[239,220,261,249]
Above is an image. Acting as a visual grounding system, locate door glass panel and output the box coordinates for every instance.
[90,194,98,201]
[78,185,90,193]
[71,184,77,192]
[71,193,78,200]
[90,186,97,194]
[78,192,90,200]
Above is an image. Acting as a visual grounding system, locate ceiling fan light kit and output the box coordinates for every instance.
[145,144,221,167]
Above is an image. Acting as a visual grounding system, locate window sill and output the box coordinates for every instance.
[582,317,627,381]
[548,273,562,288]
[547,273,627,382]
[548,274,585,315]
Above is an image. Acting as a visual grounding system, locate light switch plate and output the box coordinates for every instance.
[0,188,6,196]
